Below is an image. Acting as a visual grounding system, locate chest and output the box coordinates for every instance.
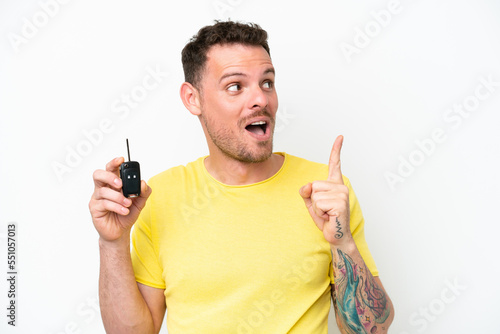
[155,195,332,302]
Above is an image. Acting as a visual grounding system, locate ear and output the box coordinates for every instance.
[180,82,202,116]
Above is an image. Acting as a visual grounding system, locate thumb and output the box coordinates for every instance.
[130,180,152,212]
[299,182,312,200]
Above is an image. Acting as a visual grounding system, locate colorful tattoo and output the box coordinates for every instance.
[335,249,367,333]
[332,249,390,333]
[360,270,390,324]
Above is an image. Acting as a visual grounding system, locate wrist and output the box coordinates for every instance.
[329,236,356,252]
[99,233,131,251]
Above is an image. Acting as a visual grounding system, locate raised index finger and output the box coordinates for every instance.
[328,135,344,184]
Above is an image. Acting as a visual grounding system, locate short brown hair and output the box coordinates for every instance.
[181,20,271,89]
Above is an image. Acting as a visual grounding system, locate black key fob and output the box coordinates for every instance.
[119,139,141,198]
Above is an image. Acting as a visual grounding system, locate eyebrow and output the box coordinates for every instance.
[263,67,275,76]
[219,72,246,83]
[219,67,275,84]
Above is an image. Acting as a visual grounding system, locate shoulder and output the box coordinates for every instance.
[148,156,206,187]
[283,153,327,173]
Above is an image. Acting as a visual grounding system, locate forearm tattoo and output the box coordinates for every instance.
[332,249,390,334]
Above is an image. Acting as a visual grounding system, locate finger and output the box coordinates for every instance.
[128,180,152,212]
[328,135,344,184]
[299,183,313,215]
[300,183,326,230]
[311,181,349,194]
[91,197,130,216]
[106,157,125,174]
[93,169,122,191]
[311,198,330,220]
[94,186,132,208]
[139,180,152,199]
[311,195,346,219]
[299,183,312,200]
[310,187,349,205]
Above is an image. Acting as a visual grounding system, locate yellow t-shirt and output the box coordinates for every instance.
[131,152,378,333]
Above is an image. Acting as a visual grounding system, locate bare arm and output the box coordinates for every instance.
[89,157,165,333]
[300,135,394,333]
[99,236,166,333]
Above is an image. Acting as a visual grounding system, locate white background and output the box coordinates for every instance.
[1,0,499,333]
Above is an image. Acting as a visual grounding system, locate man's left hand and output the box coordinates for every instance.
[299,135,352,246]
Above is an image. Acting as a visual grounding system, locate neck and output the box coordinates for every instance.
[204,152,284,186]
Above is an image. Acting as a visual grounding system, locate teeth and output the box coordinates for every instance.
[250,121,266,125]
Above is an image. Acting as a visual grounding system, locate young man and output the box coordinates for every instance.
[89,21,394,334]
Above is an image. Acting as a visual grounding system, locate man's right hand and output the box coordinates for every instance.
[89,157,152,244]
[90,158,162,334]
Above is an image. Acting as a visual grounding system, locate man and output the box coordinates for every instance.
[89,21,394,333]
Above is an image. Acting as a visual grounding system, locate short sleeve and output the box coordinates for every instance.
[130,190,166,289]
[329,176,379,284]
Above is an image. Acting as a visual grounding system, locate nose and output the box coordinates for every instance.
[248,85,269,110]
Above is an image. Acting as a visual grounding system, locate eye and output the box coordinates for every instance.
[227,84,241,92]
[263,81,273,89]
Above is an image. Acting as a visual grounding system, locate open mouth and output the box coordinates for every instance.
[245,121,268,136]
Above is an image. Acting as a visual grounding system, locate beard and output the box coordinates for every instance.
[201,109,275,163]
